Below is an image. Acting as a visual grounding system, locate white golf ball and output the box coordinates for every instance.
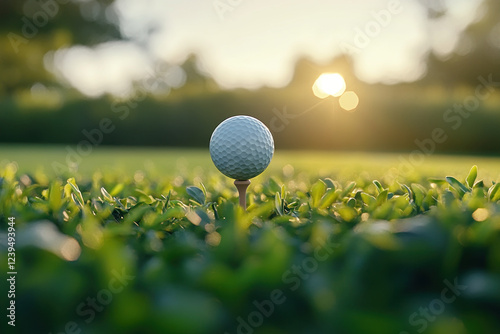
[209,115,274,180]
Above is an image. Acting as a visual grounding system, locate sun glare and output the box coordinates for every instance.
[312,73,346,98]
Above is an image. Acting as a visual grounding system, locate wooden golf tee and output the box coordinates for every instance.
[234,180,251,209]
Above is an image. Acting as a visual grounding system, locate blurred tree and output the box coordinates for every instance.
[424,0,500,86]
[1,0,499,153]
[0,0,120,96]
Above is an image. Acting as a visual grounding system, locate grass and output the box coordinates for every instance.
[1,145,500,334]
[2,144,500,180]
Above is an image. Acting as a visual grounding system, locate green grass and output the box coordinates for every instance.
[1,145,500,334]
[1,144,500,180]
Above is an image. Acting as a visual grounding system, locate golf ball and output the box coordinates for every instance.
[210,115,274,180]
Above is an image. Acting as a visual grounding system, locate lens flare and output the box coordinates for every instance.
[339,91,359,111]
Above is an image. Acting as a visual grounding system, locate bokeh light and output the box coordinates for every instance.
[18,221,82,261]
[472,208,490,222]
[339,91,359,111]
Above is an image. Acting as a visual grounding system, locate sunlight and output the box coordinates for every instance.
[312,73,346,98]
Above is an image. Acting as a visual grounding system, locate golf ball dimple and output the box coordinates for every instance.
[210,115,274,180]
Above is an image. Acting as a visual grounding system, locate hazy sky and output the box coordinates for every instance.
[50,0,484,96]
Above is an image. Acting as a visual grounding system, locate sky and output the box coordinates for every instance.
[49,0,485,97]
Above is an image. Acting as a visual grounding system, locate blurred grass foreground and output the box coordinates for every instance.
[1,151,500,334]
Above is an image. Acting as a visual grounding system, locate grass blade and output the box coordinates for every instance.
[446,176,470,197]
[466,165,477,188]
[186,186,205,205]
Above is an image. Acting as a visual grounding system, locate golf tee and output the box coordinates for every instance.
[234,180,251,209]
